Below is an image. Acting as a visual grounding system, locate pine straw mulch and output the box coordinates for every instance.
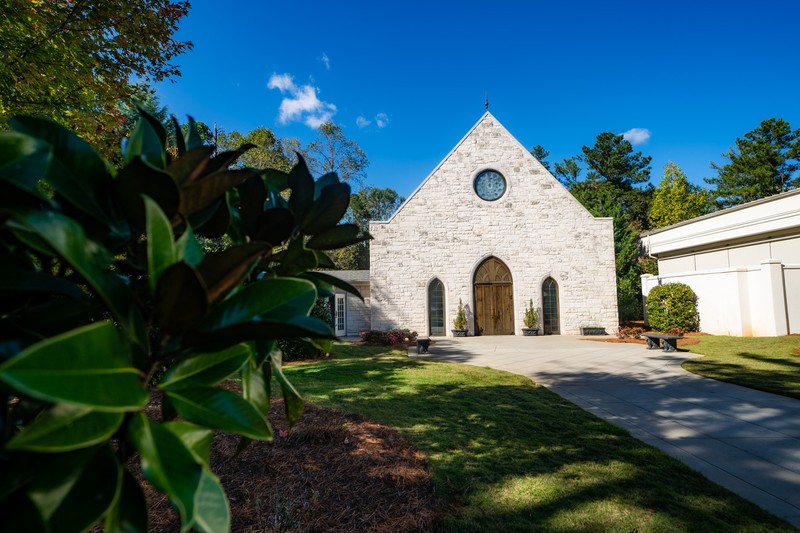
[137,385,440,533]
[581,333,704,347]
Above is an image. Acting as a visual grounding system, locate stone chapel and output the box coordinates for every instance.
[326,112,619,337]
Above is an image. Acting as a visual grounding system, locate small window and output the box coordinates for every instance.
[542,277,560,335]
[428,279,445,336]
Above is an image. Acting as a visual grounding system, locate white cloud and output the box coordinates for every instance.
[356,115,371,128]
[621,127,651,145]
[375,112,389,128]
[321,53,330,70]
[267,72,337,128]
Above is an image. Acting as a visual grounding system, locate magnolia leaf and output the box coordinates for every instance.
[271,356,304,428]
[253,207,295,246]
[160,343,252,389]
[166,146,214,185]
[200,277,315,331]
[242,359,269,416]
[186,315,336,349]
[313,172,340,198]
[302,182,350,234]
[7,404,123,452]
[166,386,272,440]
[154,262,208,333]
[129,414,201,526]
[176,224,204,267]
[0,132,52,190]
[0,322,148,411]
[6,210,148,351]
[125,114,166,168]
[145,195,177,296]
[306,223,368,250]
[236,175,267,233]
[180,169,255,216]
[301,271,364,301]
[105,468,148,533]
[196,243,270,303]
[165,421,214,465]
[171,116,186,156]
[0,266,83,300]
[188,468,230,533]
[287,155,314,220]
[115,157,180,229]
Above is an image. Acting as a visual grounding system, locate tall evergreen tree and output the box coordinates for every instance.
[649,162,711,229]
[706,118,800,208]
[530,144,551,171]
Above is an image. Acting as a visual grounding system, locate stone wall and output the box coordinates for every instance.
[369,113,618,336]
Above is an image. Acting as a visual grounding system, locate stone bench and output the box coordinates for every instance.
[642,333,683,353]
[416,338,431,354]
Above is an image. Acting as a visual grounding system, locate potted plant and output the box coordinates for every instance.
[522,299,539,336]
[452,298,468,337]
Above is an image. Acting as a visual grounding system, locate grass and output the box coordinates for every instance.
[284,343,795,532]
[684,336,800,399]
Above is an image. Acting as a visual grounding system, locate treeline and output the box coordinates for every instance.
[532,118,800,320]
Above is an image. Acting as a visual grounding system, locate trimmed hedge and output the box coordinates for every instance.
[646,283,700,332]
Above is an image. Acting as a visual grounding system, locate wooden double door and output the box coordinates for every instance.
[474,257,514,335]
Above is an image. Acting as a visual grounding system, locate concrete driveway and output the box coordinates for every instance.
[413,335,800,528]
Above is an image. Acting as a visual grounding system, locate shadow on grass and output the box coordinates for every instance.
[286,352,794,532]
[683,351,800,400]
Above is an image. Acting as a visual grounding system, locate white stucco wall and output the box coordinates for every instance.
[369,112,618,336]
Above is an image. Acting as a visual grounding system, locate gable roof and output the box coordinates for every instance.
[374,111,597,224]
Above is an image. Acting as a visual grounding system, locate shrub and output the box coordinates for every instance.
[279,298,334,361]
[0,111,368,531]
[646,283,700,332]
[618,326,644,339]
[523,299,539,329]
[359,329,417,346]
[453,299,467,330]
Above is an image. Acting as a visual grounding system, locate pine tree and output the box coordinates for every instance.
[649,162,711,228]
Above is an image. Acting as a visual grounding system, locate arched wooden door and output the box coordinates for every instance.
[474,257,514,335]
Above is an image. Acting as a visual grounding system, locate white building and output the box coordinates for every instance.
[362,111,619,337]
[641,188,800,336]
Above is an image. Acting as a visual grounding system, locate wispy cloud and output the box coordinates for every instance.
[267,73,336,129]
[320,53,330,70]
[621,127,651,145]
[357,112,389,129]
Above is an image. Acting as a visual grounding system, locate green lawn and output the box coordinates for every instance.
[284,343,795,532]
[684,336,800,399]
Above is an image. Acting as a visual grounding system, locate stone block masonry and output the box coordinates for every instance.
[370,112,619,336]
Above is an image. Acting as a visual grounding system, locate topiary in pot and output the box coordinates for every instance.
[522,298,539,336]
[452,298,468,336]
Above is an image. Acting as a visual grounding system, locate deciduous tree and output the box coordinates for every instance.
[0,0,191,158]
[301,122,368,186]
[706,118,800,208]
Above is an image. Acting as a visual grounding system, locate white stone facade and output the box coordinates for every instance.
[641,188,800,336]
[369,112,619,336]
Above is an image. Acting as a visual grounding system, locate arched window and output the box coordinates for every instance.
[428,279,445,336]
[542,277,560,335]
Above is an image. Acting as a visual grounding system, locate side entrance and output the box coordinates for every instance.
[474,257,514,335]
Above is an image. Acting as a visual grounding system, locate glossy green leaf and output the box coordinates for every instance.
[201,277,315,331]
[253,207,295,245]
[7,297,104,339]
[197,243,270,303]
[302,182,350,234]
[6,210,147,351]
[115,157,181,229]
[287,155,314,220]
[184,116,204,151]
[145,195,177,295]
[48,445,119,533]
[135,104,168,153]
[171,116,186,156]
[242,359,269,416]
[261,168,289,194]
[276,239,320,275]
[313,250,336,269]
[105,468,148,533]
[193,196,231,238]
[160,343,252,389]
[236,175,268,232]
[0,322,148,411]
[129,414,201,526]
[314,172,340,197]
[176,224,204,267]
[306,223,367,250]
[189,468,230,533]
[0,266,83,300]
[10,116,113,228]
[166,145,214,185]
[154,262,208,333]
[165,421,214,465]
[0,132,51,190]
[186,315,336,349]
[180,169,255,215]
[7,404,123,452]
[271,356,304,428]
[166,386,272,440]
[125,114,166,168]
[301,271,364,301]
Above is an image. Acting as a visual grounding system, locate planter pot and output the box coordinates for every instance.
[580,327,607,336]
[521,328,539,336]
[451,329,468,337]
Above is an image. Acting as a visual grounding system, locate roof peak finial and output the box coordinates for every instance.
[484,91,489,111]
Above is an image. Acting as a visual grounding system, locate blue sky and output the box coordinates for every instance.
[156,0,800,198]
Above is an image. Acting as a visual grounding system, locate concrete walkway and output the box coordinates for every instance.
[412,335,800,528]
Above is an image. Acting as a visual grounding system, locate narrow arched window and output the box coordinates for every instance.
[542,277,560,335]
[428,279,445,336]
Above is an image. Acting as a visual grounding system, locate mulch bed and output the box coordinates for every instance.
[136,386,440,532]
[582,334,702,347]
